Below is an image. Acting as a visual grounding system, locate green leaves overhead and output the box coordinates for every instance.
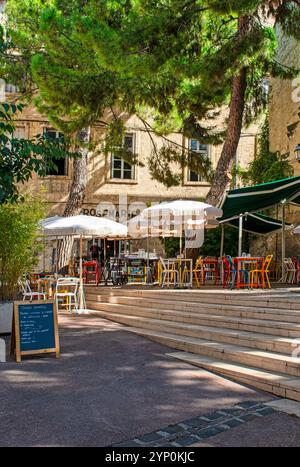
[3,0,290,129]
[1,0,300,189]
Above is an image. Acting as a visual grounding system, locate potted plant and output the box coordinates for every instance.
[0,194,45,334]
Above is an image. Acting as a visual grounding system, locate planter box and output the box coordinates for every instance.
[0,301,13,334]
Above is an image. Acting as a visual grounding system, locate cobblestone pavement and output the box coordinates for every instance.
[112,401,276,447]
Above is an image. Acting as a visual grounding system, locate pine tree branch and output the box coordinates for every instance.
[137,115,186,152]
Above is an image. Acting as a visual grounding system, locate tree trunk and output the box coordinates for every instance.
[206,16,250,207]
[57,127,91,270]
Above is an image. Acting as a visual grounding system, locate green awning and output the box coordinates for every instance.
[221,176,300,220]
[220,212,293,235]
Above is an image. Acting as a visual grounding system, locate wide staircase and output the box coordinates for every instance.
[85,287,300,401]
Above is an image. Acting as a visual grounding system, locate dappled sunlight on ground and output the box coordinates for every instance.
[1,313,272,447]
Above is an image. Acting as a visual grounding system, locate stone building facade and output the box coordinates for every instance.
[15,103,259,221]
[269,29,300,175]
[7,101,258,267]
[257,28,300,259]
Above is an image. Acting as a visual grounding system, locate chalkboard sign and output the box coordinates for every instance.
[11,301,60,363]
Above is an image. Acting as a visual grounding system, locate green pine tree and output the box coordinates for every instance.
[1,1,300,262]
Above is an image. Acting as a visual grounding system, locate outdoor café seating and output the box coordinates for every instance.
[27,246,300,296]
[55,277,80,312]
[282,257,298,284]
[159,257,179,288]
[193,257,204,288]
[190,254,275,290]
[192,257,219,286]
[24,202,300,309]
[225,255,250,289]
[83,260,101,285]
[19,279,46,301]
[249,254,273,289]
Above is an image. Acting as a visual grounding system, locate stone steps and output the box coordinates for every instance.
[85,287,300,400]
[167,352,300,402]
[123,327,300,377]
[87,309,299,354]
[85,288,300,310]
[85,300,300,338]
[86,297,300,324]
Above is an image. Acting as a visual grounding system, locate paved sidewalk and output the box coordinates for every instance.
[0,313,273,447]
[115,399,300,447]
[112,401,276,447]
[193,411,300,447]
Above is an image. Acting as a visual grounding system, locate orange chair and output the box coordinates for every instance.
[249,255,273,289]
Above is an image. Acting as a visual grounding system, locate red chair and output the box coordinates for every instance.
[83,260,101,285]
[222,256,231,288]
[202,257,219,285]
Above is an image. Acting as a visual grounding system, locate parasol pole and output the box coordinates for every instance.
[281,202,286,282]
[43,236,46,272]
[55,236,58,275]
[146,235,150,284]
[238,214,243,257]
[78,234,87,313]
[220,224,224,258]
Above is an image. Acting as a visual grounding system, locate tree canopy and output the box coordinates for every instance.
[1,0,300,190]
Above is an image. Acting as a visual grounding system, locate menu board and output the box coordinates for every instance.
[11,301,60,363]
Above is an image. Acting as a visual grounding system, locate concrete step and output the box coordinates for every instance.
[88,309,299,354]
[167,352,300,402]
[86,298,300,324]
[123,327,300,377]
[85,288,300,310]
[86,300,300,338]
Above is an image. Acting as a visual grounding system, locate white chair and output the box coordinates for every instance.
[19,280,46,301]
[287,258,297,284]
[55,277,80,312]
[159,257,179,288]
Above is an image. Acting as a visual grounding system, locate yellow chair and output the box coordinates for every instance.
[193,257,204,288]
[249,255,273,289]
[159,257,179,288]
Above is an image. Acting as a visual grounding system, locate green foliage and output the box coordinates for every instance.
[1,0,300,189]
[164,225,243,258]
[164,237,181,258]
[0,102,79,202]
[0,193,46,300]
[241,115,294,185]
[200,225,241,257]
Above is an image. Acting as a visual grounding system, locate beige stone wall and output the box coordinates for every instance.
[269,28,300,175]
[13,104,259,218]
[249,203,300,260]
[264,29,300,259]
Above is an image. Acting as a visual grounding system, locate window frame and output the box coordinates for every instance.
[13,126,26,140]
[110,132,136,181]
[43,127,69,177]
[187,139,211,184]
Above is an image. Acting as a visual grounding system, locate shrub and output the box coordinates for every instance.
[0,194,46,301]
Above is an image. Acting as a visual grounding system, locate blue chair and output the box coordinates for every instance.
[225,255,249,289]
